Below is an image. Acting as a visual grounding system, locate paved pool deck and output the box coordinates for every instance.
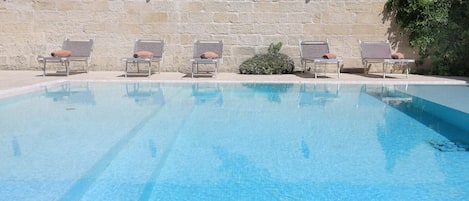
[0,70,468,98]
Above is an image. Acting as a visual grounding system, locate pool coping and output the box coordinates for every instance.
[0,70,468,99]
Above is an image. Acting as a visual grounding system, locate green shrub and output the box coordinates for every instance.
[239,42,295,74]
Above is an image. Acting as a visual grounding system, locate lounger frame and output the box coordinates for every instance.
[190,40,223,78]
[37,38,94,76]
[359,40,415,78]
[122,39,165,77]
[299,40,342,78]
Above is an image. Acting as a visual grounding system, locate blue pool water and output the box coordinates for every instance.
[0,82,468,201]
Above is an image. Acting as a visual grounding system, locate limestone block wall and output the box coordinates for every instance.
[0,0,415,73]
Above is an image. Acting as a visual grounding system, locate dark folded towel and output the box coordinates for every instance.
[51,50,72,57]
[200,51,218,59]
[133,51,154,58]
[391,52,405,59]
[322,53,336,59]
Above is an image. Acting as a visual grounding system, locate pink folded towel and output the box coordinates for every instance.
[322,53,337,59]
[51,50,72,57]
[200,51,218,59]
[391,52,405,59]
[133,51,154,58]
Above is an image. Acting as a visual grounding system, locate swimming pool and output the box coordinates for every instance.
[0,82,468,201]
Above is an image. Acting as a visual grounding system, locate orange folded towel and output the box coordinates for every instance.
[200,51,218,59]
[133,51,154,58]
[322,53,336,59]
[391,52,405,59]
[51,50,72,57]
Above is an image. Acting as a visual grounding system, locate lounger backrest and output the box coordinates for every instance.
[134,39,165,59]
[300,41,330,59]
[193,40,223,59]
[360,41,392,59]
[63,39,94,58]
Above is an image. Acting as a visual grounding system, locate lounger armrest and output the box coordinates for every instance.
[313,58,343,63]
[37,55,69,62]
[301,57,315,62]
[191,58,219,63]
[69,56,90,61]
[384,59,415,63]
[122,57,152,62]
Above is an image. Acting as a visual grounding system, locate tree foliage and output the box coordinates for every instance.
[384,0,469,76]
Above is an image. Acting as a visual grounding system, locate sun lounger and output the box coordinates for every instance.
[359,40,415,78]
[299,40,342,78]
[190,40,223,78]
[37,38,94,76]
[122,39,165,77]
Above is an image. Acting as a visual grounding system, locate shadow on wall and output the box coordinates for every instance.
[381,4,401,48]
[381,5,425,68]
[382,4,423,61]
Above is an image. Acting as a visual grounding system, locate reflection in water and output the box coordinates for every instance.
[242,83,293,103]
[213,146,271,181]
[211,146,280,198]
[300,139,310,159]
[377,110,424,172]
[125,83,165,106]
[148,139,157,158]
[362,85,425,171]
[363,85,469,172]
[191,83,223,106]
[364,85,469,146]
[298,84,339,107]
[44,82,96,106]
[363,85,412,107]
[12,136,21,157]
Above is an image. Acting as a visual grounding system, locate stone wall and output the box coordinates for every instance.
[0,0,415,73]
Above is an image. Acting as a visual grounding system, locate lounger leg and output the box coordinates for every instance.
[337,62,340,78]
[43,61,47,77]
[405,64,409,79]
[314,63,318,78]
[214,62,218,78]
[364,61,367,74]
[382,63,386,78]
[191,63,195,78]
[323,63,326,77]
[67,60,72,75]
[157,61,161,74]
[148,62,151,77]
[66,60,70,77]
[125,62,129,78]
[302,60,305,73]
